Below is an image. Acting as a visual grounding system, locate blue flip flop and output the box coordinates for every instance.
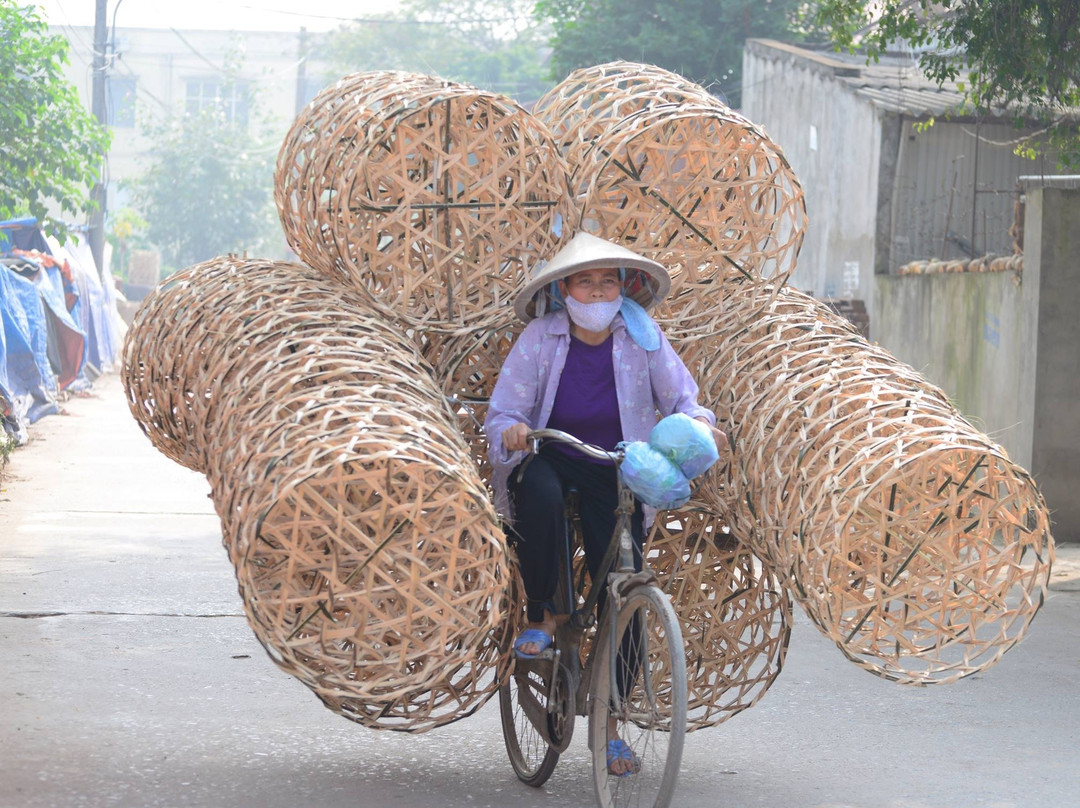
[513,628,553,659]
[606,739,642,777]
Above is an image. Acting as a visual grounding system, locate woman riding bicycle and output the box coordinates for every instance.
[484,232,723,776]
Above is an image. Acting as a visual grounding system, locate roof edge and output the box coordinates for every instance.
[746,38,862,78]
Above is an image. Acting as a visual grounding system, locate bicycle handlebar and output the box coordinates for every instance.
[526,428,623,464]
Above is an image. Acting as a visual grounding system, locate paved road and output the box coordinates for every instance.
[2,373,1079,808]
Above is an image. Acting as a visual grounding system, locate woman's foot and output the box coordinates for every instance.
[514,610,556,657]
[606,738,641,777]
[606,717,640,776]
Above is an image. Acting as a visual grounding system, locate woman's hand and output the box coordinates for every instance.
[502,421,530,452]
[696,416,727,454]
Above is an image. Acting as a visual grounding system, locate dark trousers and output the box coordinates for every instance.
[507,447,644,624]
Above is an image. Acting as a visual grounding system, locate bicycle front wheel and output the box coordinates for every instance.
[589,584,687,808]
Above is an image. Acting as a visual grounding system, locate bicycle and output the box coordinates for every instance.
[499,428,687,808]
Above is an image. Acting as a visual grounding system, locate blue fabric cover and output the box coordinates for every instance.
[0,265,60,437]
[619,440,691,510]
[618,296,660,351]
[649,412,719,479]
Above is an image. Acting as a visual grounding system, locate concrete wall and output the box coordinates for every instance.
[1027,182,1080,541]
[875,269,1036,466]
[876,181,1080,541]
[742,41,881,310]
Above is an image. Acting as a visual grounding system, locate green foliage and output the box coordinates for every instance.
[803,0,1080,168]
[126,89,278,273]
[325,0,552,103]
[105,207,149,281]
[0,4,110,238]
[536,0,806,101]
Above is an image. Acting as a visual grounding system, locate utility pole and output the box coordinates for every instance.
[89,0,108,279]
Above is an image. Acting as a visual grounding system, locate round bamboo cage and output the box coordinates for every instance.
[563,500,789,730]
[122,256,517,730]
[645,505,791,730]
[275,70,576,334]
[533,61,723,155]
[693,279,1054,684]
[533,63,807,320]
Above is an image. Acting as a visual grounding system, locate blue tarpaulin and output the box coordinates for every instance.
[1,217,121,441]
[0,262,60,440]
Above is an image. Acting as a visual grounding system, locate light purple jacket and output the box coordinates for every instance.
[484,308,715,528]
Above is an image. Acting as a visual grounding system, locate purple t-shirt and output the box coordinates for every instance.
[546,334,621,464]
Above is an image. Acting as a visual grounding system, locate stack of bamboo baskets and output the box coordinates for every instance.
[123,62,1053,737]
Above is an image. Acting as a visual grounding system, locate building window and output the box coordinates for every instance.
[185,79,251,126]
[107,77,136,128]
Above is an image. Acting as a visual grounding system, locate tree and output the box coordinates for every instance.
[805,0,1080,167]
[0,4,109,238]
[126,98,278,273]
[325,0,553,105]
[535,0,806,103]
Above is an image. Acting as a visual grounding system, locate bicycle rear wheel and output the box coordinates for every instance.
[589,584,686,808]
[499,660,560,786]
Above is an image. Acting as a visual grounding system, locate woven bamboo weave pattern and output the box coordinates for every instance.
[275,71,575,333]
[533,61,724,142]
[646,505,791,730]
[693,280,1053,684]
[418,326,521,486]
[122,257,516,731]
[121,258,351,472]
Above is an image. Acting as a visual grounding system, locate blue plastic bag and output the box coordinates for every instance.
[620,441,691,510]
[649,412,719,480]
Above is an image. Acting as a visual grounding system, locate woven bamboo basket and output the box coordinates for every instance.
[122,257,331,472]
[275,70,575,334]
[693,279,1054,684]
[646,504,791,730]
[533,61,724,143]
[123,257,517,731]
[534,63,807,322]
[209,391,513,721]
[122,258,430,473]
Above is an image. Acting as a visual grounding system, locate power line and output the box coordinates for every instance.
[168,27,229,74]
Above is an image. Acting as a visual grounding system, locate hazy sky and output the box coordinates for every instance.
[36,0,401,32]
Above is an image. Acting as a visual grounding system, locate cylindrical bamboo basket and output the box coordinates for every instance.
[121,258,396,473]
[694,279,1054,684]
[533,61,724,144]
[275,70,576,334]
[123,257,517,730]
[534,62,807,319]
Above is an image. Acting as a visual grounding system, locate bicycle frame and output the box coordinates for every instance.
[525,429,656,722]
[498,420,688,806]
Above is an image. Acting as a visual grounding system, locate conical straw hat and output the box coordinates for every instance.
[514,232,671,321]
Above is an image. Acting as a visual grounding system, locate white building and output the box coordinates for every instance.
[55,25,334,213]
